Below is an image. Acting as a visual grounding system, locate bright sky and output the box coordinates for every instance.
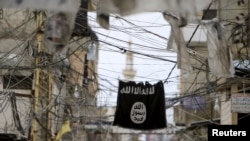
[88,12,180,123]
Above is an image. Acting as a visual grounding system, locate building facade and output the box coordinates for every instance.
[174,0,250,140]
[0,3,100,141]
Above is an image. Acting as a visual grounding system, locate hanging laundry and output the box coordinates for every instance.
[96,0,212,29]
[163,13,193,78]
[206,19,235,77]
[0,0,79,13]
[113,80,167,130]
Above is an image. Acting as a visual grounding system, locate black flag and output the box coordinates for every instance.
[113,80,167,130]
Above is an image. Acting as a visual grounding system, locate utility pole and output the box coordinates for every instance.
[31,11,53,141]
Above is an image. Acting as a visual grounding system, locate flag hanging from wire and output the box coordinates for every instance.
[113,80,167,130]
[55,120,71,141]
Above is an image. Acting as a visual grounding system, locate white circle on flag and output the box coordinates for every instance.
[130,102,146,124]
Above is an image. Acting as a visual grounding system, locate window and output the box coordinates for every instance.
[3,75,33,89]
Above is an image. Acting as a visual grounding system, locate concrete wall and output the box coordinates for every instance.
[0,9,37,39]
